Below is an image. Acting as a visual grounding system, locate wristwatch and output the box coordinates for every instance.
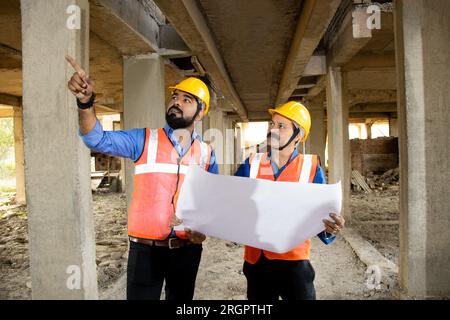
[77,93,96,110]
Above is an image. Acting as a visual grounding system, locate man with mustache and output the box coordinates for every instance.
[235,101,345,300]
[66,55,217,300]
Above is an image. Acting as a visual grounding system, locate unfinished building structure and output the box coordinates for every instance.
[0,0,448,299]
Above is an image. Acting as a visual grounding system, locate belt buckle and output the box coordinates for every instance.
[168,238,179,249]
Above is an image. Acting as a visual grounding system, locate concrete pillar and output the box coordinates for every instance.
[326,68,351,222]
[357,124,362,139]
[205,109,225,174]
[13,106,26,204]
[365,122,373,139]
[21,0,97,299]
[224,117,234,176]
[307,108,327,166]
[235,124,244,173]
[395,0,450,298]
[119,113,126,193]
[389,117,398,137]
[123,54,166,207]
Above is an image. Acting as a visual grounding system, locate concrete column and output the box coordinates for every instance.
[21,0,97,299]
[395,0,450,298]
[365,122,373,139]
[119,113,126,193]
[205,109,225,174]
[307,108,326,166]
[235,124,244,173]
[123,54,166,207]
[224,117,234,176]
[357,124,362,139]
[13,106,26,204]
[389,117,398,137]
[326,68,351,222]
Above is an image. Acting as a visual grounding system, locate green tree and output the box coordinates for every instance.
[0,118,14,161]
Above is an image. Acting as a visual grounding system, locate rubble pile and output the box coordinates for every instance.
[352,168,400,193]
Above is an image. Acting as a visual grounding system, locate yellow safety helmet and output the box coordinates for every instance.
[169,77,211,116]
[268,101,311,142]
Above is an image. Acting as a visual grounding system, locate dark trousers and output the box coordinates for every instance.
[243,254,316,300]
[126,241,203,300]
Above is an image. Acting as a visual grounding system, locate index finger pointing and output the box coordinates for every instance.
[65,55,86,78]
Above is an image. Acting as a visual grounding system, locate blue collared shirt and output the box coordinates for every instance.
[78,120,219,174]
[235,149,336,245]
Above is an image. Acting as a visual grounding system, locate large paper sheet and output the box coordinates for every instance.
[175,165,342,253]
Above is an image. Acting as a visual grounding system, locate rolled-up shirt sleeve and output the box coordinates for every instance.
[78,120,145,162]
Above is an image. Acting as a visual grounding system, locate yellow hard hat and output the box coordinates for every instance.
[268,101,311,142]
[169,77,210,115]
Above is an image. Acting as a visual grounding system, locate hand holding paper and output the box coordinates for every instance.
[175,165,342,253]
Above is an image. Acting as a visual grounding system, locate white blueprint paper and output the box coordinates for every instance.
[174,165,342,253]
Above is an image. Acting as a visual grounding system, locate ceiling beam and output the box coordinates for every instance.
[159,24,189,52]
[348,89,397,106]
[0,93,21,107]
[307,75,327,97]
[90,0,160,55]
[275,0,341,105]
[154,0,247,120]
[343,51,396,71]
[303,55,327,76]
[327,5,373,68]
[351,103,397,113]
[347,112,396,119]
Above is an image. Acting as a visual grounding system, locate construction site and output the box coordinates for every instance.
[0,0,449,300]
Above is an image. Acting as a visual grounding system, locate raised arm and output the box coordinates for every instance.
[66,55,144,161]
[66,55,97,135]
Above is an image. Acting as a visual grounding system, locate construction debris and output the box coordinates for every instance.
[366,168,400,191]
[351,170,372,193]
[351,168,400,193]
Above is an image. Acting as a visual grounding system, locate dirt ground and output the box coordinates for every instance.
[1,189,399,300]
[0,190,129,299]
[350,188,399,265]
[0,194,30,300]
[193,236,397,300]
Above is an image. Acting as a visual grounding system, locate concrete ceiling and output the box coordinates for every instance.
[0,0,169,115]
[197,0,304,113]
[0,0,22,99]
[1,0,398,122]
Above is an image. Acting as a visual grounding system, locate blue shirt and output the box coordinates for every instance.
[235,149,336,245]
[78,120,219,174]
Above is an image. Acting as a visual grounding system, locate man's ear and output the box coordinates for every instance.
[195,108,205,121]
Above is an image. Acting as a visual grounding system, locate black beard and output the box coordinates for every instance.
[165,106,196,130]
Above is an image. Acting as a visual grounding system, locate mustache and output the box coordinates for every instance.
[168,106,183,116]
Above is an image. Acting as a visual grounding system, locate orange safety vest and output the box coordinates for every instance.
[128,128,212,240]
[244,152,319,264]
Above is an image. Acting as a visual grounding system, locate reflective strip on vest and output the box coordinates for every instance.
[244,152,318,264]
[199,142,209,170]
[249,153,264,179]
[134,128,210,175]
[135,163,190,175]
[128,127,212,240]
[250,153,313,183]
[147,129,158,164]
[299,154,313,183]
